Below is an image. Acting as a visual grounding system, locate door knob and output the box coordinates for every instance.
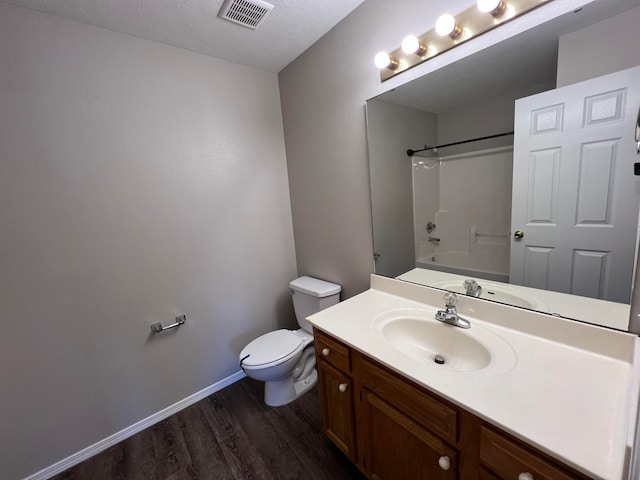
[338,383,348,392]
[513,230,524,240]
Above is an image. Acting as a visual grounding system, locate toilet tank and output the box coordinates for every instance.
[289,276,341,333]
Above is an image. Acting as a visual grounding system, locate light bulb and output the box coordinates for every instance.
[435,14,462,39]
[374,51,398,70]
[401,35,428,56]
[477,0,507,16]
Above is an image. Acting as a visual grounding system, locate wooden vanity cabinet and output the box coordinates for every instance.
[313,328,592,480]
[314,329,357,462]
[364,390,458,479]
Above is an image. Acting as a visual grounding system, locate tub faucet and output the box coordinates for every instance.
[463,278,482,297]
[428,236,440,243]
[435,292,471,329]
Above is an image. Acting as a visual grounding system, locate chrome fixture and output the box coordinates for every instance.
[151,314,186,334]
[463,279,483,297]
[375,0,552,81]
[428,236,441,243]
[426,221,436,233]
[435,292,471,329]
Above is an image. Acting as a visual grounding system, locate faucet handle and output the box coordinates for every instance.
[463,278,478,293]
[443,291,457,308]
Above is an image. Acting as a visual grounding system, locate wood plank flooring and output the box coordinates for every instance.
[51,378,365,480]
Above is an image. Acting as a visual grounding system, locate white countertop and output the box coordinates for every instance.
[308,275,640,480]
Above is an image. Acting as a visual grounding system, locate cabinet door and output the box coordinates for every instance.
[316,359,356,460]
[364,391,457,480]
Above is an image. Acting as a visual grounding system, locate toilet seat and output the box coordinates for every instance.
[240,330,305,369]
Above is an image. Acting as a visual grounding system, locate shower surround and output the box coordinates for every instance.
[413,146,513,282]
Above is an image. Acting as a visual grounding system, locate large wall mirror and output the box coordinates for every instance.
[367,0,640,332]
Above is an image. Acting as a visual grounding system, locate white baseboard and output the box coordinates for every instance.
[25,370,246,480]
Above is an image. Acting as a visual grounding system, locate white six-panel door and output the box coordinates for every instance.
[510,66,640,303]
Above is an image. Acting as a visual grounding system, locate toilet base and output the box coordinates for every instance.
[264,368,318,407]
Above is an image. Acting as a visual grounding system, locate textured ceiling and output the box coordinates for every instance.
[0,0,366,72]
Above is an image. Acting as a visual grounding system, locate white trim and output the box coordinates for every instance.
[25,371,246,480]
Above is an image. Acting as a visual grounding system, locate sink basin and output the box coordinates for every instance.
[373,309,516,375]
[430,281,548,312]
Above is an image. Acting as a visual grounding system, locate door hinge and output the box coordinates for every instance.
[359,390,363,402]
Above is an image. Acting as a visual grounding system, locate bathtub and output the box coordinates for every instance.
[416,251,509,283]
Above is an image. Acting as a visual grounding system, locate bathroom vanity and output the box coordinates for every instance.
[309,275,640,480]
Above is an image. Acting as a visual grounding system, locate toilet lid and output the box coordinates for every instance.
[240,330,303,367]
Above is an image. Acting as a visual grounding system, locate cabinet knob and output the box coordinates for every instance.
[322,348,330,356]
[338,383,348,393]
[518,473,534,480]
[438,456,451,471]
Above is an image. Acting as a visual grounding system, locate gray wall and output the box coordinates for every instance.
[366,99,437,277]
[279,0,595,299]
[436,82,555,156]
[557,6,640,87]
[0,4,297,479]
[279,0,476,298]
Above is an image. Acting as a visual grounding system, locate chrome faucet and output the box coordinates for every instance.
[435,292,471,329]
[463,278,482,297]
[428,236,440,243]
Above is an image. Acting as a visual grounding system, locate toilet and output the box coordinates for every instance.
[239,276,341,407]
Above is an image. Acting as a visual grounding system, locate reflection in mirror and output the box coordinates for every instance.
[366,0,640,331]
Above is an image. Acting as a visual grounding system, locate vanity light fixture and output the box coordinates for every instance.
[477,0,508,17]
[374,51,399,70]
[435,14,463,39]
[401,35,429,56]
[375,0,552,81]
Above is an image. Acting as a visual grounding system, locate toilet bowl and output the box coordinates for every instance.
[239,276,341,407]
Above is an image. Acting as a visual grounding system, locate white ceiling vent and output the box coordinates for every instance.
[218,0,274,30]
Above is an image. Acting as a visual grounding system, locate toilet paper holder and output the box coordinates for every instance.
[151,314,186,334]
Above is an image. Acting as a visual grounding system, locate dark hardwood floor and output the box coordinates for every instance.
[51,378,365,480]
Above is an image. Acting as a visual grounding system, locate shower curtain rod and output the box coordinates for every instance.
[406,130,514,157]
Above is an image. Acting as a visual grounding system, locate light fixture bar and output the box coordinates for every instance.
[378,0,552,82]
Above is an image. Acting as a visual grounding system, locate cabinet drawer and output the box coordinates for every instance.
[314,329,351,373]
[480,427,585,480]
[360,355,457,445]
